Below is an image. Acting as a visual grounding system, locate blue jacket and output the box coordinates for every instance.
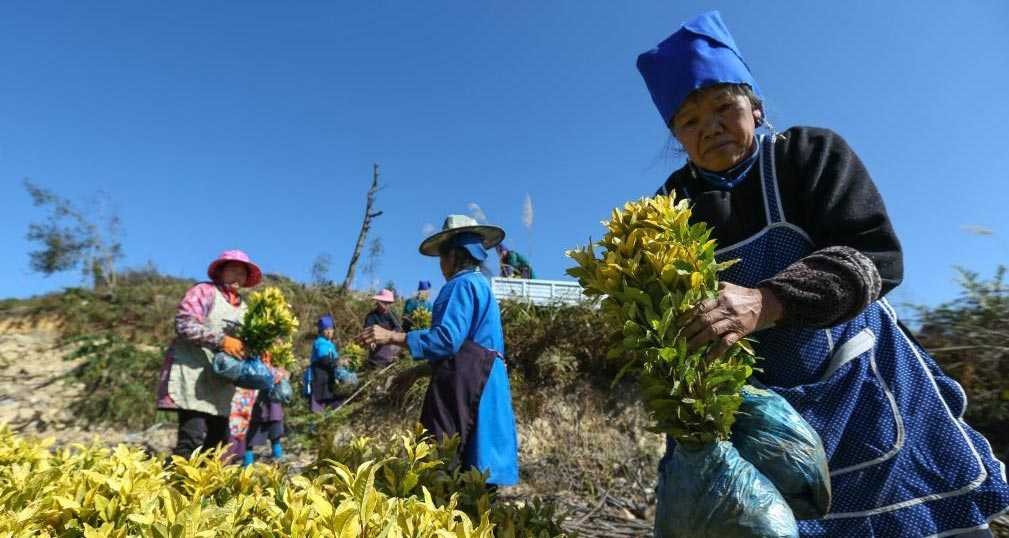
[406,268,519,485]
[309,336,339,401]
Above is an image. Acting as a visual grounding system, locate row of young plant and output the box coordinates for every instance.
[0,424,566,537]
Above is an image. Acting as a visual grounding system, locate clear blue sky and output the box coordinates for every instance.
[2,2,1007,311]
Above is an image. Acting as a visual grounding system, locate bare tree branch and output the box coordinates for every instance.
[341,164,383,292]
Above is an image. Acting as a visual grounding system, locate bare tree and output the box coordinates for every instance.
[341,164,384,292]
[23,179,123,289]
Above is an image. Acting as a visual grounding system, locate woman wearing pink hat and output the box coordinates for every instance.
[363,289,403,368]
[156,249,263,460]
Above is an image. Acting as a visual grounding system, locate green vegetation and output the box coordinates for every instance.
[916,266,1009,458]
[567,195,754,444]
[0,424,565,537]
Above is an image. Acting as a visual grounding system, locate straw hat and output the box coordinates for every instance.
[418,215,505,257]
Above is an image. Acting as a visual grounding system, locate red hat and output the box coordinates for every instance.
[207,250,262,288]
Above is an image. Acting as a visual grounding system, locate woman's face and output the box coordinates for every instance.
[375,301,388,313]
[671,86,762,172]
[218,262,248,289]
[322,328,334,340]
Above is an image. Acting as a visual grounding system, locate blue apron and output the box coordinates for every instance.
[659,135,1009,537]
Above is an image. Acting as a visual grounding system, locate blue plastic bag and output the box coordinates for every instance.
[269,378,293,404]
[212,352,275,391]
[656,440,798,538]
[332,367,359,398]
[731,383,831,520]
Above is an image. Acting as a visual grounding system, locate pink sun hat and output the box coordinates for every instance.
[371,289,396,303]
[207,249,263,288]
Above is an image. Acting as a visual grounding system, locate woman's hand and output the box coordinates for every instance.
[678,282,784,359]
[357,325,407,348]
[221,336,246,358]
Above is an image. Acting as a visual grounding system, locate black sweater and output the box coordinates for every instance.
[657,126,903,328]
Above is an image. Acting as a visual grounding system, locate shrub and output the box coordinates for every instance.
[0,424,566,537]
[499,300,613,387]
[914,266,1009,457]
[62,334,164,430]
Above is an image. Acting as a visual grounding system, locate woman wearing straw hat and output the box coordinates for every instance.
[359,215,519,487]
[363,288,403,368]
[156,249,262,459]
[636,11,1009,536]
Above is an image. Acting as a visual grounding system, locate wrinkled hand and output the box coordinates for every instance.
[357,325,406,348]
[221,336,245,358]
[678,282,783,359]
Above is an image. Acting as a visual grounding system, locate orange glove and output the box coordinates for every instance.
[221,336,245,358]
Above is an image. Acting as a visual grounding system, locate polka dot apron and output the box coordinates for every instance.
[659,135,1009,537]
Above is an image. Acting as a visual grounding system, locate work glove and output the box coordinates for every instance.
[221,336,245,358]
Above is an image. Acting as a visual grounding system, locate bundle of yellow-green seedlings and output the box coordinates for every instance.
[0,424,566,537]
[238,287,300,370]
[411,307,433,329]
[566,195,755,445]
[340,341,367,370]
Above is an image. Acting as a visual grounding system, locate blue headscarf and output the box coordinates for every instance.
[637,11,762,126]
[317,315,334,331]
[451,232,488,262]
[418,280,432,291]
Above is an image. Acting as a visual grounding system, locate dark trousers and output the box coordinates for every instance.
[310,397,341,413]
[247,419,284,446]
[173,409,230,459]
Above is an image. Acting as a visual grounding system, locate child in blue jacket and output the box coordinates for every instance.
[307,315,358,412]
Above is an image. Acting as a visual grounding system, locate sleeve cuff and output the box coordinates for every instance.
[757,246,881,328]
[406,330,428,360]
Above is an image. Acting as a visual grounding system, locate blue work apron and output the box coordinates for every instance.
[658,135,1009,537]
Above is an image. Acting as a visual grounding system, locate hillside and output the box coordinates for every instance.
[0,273,661,537]
[3,268,1008,536]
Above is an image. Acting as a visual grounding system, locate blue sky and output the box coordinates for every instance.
[2,2,1007,312]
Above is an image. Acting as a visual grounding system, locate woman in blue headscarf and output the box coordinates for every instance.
[402,280,434,331]
[636,10,1009,537]
[358,214,519,487]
